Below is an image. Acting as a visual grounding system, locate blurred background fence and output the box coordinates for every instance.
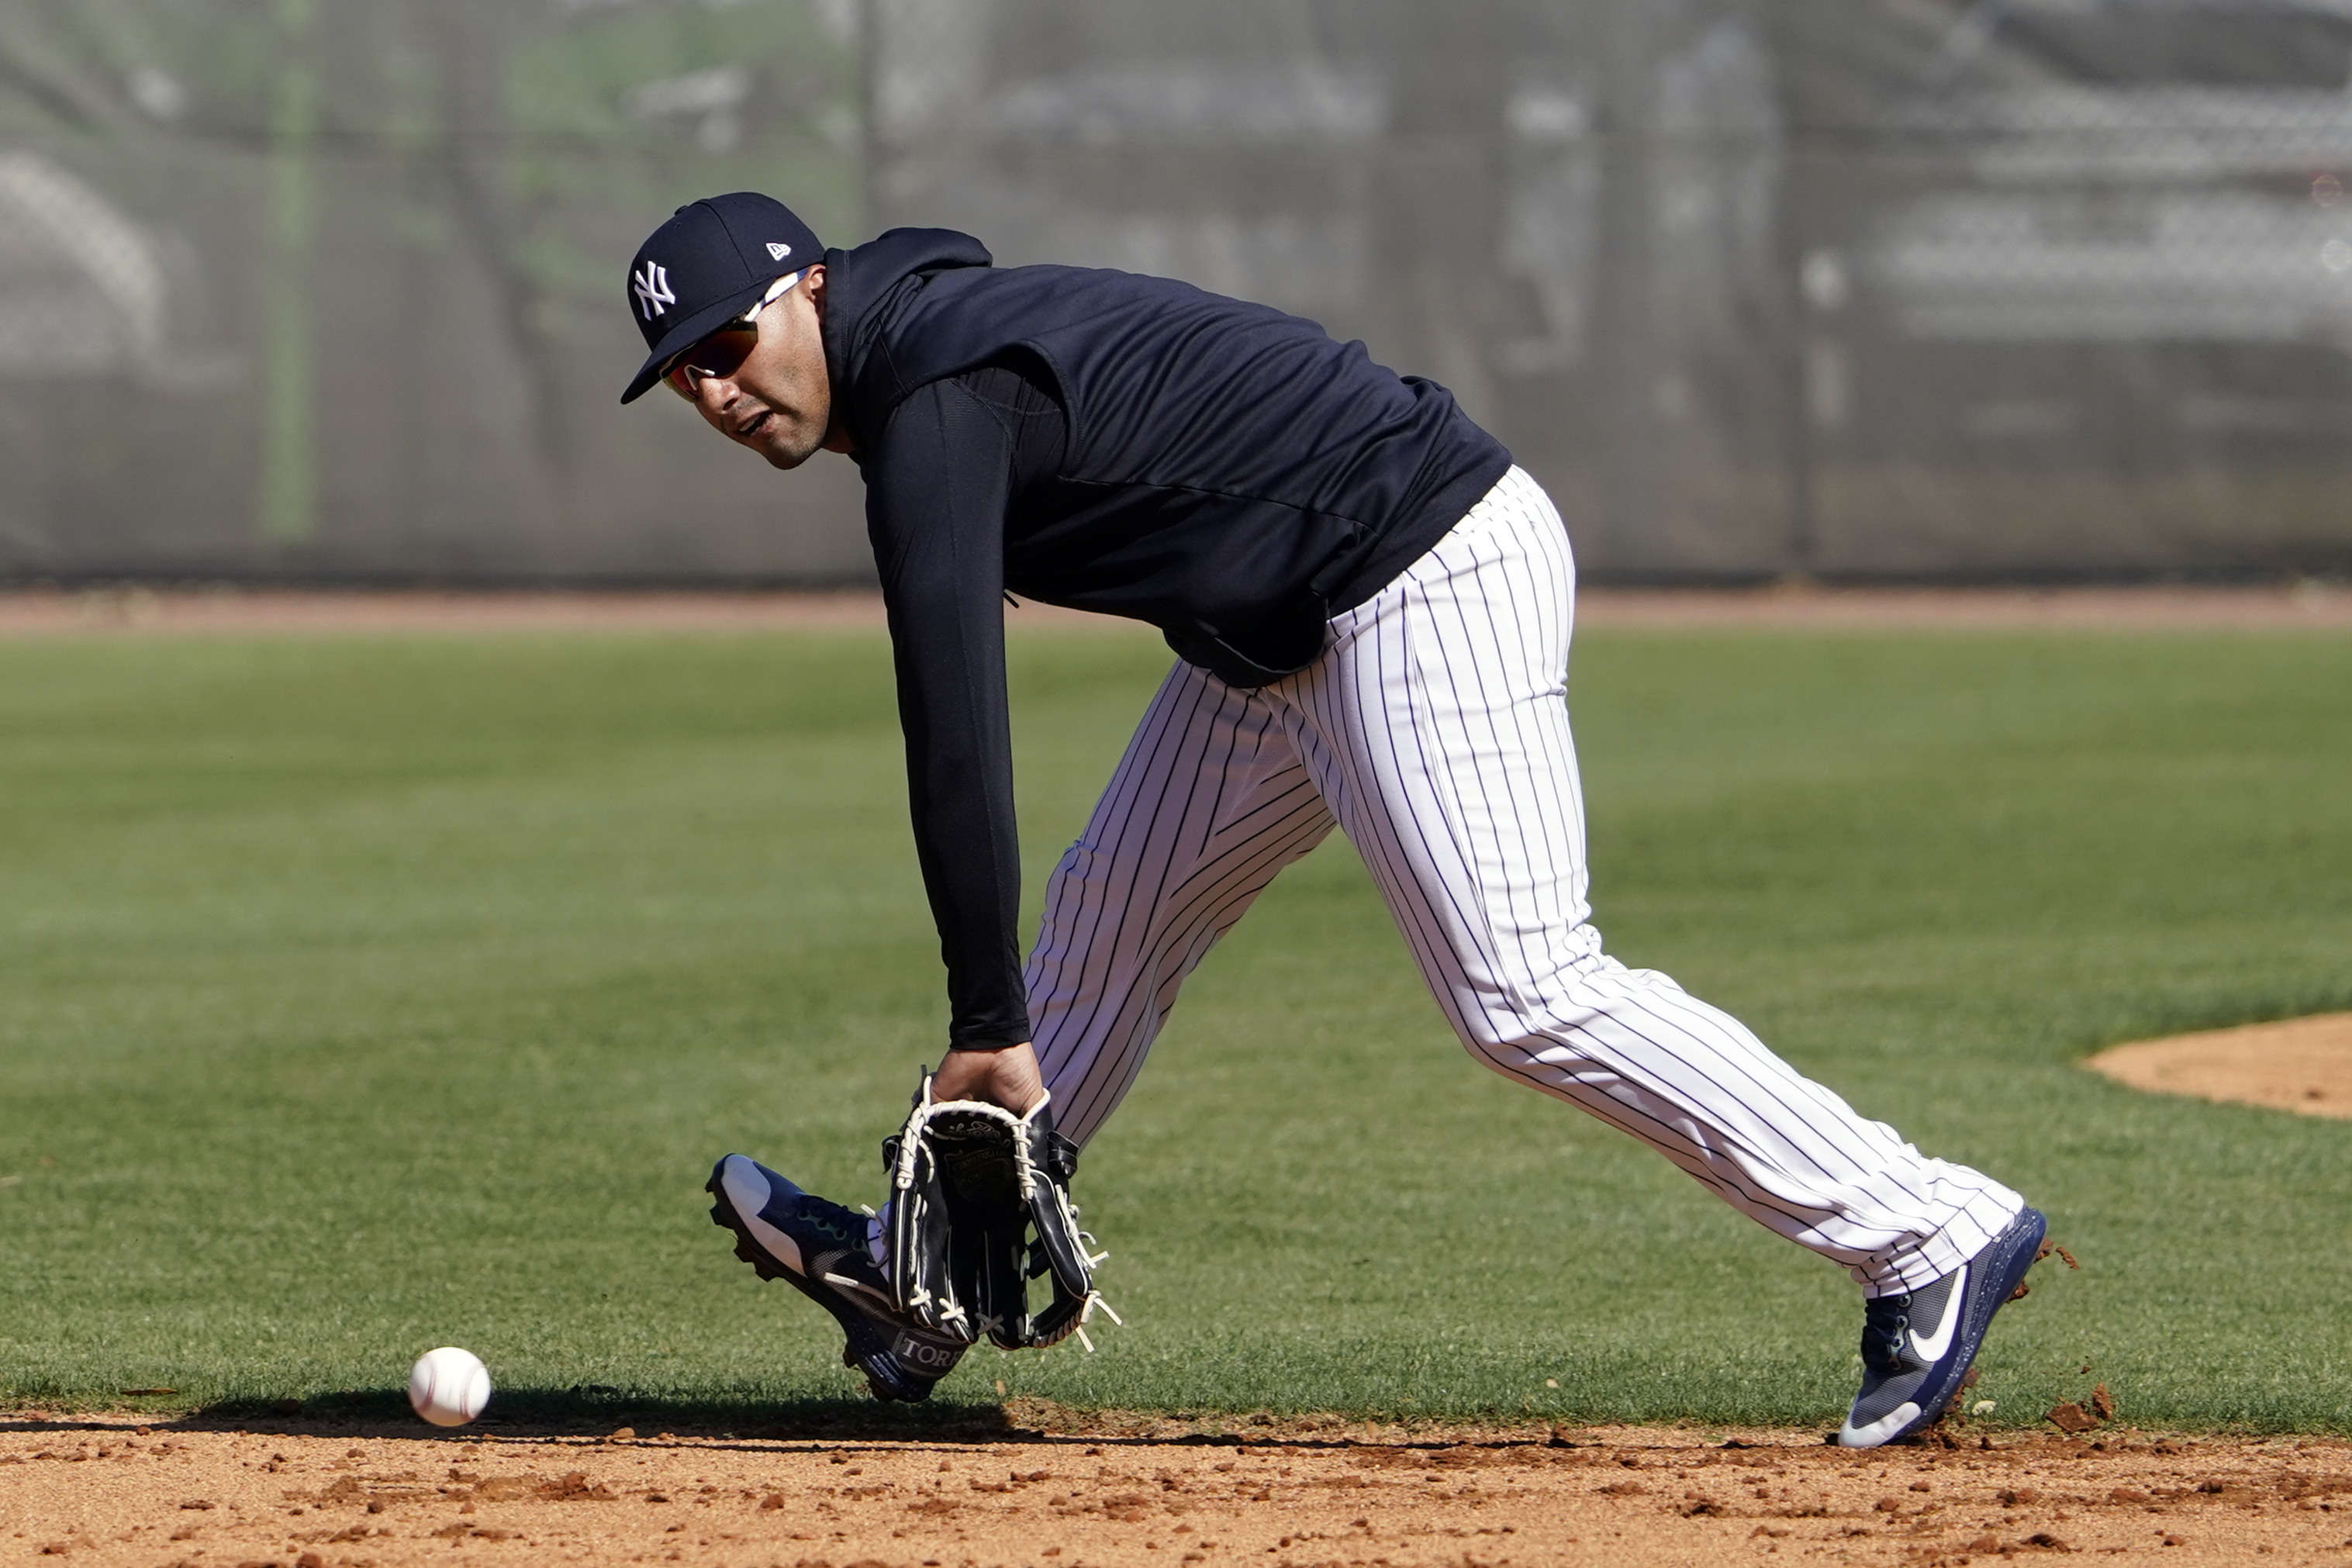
[5,0,2352,585]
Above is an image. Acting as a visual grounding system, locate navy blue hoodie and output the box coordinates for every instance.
[820,227,1511,1048]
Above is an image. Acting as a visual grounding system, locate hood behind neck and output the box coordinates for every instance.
[821,226,993,415]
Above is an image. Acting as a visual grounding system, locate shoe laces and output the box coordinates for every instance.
[794,1198,864,1250]
[1860,1293,1913,1374]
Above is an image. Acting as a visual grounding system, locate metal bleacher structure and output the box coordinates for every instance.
[3,0,2350,585]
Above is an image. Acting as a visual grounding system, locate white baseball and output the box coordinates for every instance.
[407,1346,492,1428]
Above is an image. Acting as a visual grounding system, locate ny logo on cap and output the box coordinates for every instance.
[633,261,677,320]
[766,242,793,261]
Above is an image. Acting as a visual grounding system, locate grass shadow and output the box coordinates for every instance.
[0,1391,1597,1452]
[0,1390,1034,1445]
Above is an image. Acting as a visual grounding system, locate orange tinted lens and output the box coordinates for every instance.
[662,322,758,395]
[692,323,758,378]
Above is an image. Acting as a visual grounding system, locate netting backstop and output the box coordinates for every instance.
[5,0,2350,584]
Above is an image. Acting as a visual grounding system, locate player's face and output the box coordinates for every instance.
[679,266,847,469]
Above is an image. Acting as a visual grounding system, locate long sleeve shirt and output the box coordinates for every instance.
[826,230,1512,1048]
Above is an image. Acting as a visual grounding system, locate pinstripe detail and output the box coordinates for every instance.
[1025,467,2022,1296]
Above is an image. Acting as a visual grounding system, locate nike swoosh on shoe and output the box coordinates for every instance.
[1836,1207,2046,1449]
[1906,1263,1965,1362]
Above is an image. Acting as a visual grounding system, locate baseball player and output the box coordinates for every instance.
[620,192,2046,1446]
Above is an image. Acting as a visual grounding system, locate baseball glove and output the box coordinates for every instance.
[882,1076,1112,1352]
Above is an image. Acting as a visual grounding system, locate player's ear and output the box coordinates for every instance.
[803,264,827,322]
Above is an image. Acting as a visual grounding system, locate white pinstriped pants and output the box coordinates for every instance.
[1024,467,2022,1297]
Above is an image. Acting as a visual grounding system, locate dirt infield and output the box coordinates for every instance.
[2,1407,2346,1568]
[2088,1014,2352,1121]
[2,582,2350,637]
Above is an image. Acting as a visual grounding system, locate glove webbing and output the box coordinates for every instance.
[882,1080,1116,1352]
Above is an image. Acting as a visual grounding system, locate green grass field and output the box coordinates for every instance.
[1,623,2347,1434]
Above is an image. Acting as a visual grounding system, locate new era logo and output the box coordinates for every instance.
[766,241,793,261]
[632,261,676,320]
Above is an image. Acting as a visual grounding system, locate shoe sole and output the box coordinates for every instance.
[703,1162,936,1403]
[1857,1207,2048,1447]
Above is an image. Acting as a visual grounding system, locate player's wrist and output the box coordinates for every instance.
[928,1041,1044,1115]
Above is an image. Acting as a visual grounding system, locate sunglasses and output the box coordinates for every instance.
[662,322,758,400]
[661,270,803,401]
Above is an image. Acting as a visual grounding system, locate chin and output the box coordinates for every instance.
[732,425,814,470]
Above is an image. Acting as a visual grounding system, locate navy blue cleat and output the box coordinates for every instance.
[1838,1206,2048,1448]
[706,1153,971,1402]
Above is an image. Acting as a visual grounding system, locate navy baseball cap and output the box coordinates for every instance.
[620,192,821,404]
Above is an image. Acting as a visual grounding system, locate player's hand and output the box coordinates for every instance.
[931,1041,1045,1114]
